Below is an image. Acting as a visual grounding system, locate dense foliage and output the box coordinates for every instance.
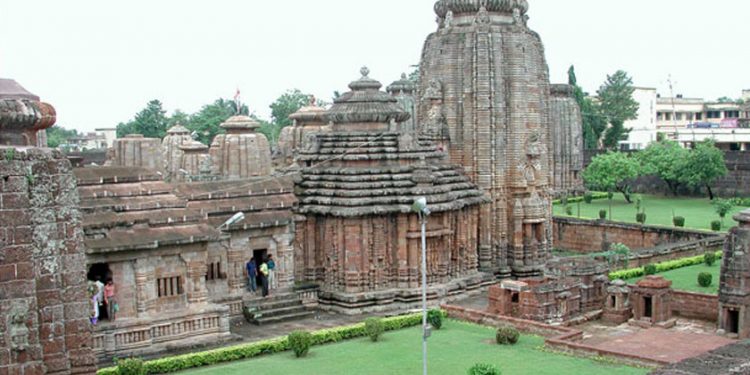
[46,125,79,148]
[288,331,313,358]
[583,152,640,203]
[698,272,713,287]
[428,308,443,330]
[115,358,146,375]
[609,251,723,280]
[597,70,639,150]
[495,326,520,345]
[704,252,717,267]
[364,317,385,342]
[637,140,688,196]
[467,363,502,375]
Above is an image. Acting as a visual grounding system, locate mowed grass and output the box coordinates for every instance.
[554,194,745,232]
[633,263,721,295]
[179,320,648,375]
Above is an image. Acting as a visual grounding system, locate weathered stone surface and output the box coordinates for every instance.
[419,1,553,278]
[549,84,584,195]
[161,125,193,181]
[177,140,211,182]
[275,98,329,168]
[0,147,96,375]
[210,116,272,179]
[0,79,56,147]
[718,209,750,339]
[111,134,164,172]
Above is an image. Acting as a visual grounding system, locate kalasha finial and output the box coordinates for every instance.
[360,66,370,78]
[310,95,317,106]
[401,73,407,80]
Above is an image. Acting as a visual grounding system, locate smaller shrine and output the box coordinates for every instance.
[162,124,193,180]
[276,97,329,167]
[111,134,164,171]
[602,280,632,325]
[630,275,675,328]
[210,115,272,178]
[718,209,750,338]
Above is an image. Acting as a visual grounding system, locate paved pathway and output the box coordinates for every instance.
[593,328,734,364]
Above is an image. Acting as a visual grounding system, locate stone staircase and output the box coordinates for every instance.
[242,293,315,326]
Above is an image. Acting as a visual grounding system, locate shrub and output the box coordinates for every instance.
[364,317,385,342]
[644,264,657,275]
[467,363,501,375]
[711,220,722,231]
[609,251,723,281]
[495,325,520,345]
[116,358,146,375]
[560,195,569,206]
[607,191,614,200]
[584,192,593,204]
[673,216,685,227]
[599,209,607,220]
[698,272,712,287]
[565,205,573,215]
[287,331,312,358]
[636,212,647,224]
[427,309,443,330]
[704,252,717,267]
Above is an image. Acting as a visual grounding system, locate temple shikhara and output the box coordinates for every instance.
[7,1,748,374]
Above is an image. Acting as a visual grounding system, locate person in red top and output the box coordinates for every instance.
[104,279,117,322]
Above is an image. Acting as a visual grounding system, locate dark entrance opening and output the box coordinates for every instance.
[511,292,519,303]
[610,295,616,308]
[87,263,112,320]
[727,309,740,334]
[253,249,268,286]
[644,296,653,319]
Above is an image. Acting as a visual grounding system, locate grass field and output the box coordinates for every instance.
[179,320,647,375]
[554,194,745,232]
[632,263,721,295]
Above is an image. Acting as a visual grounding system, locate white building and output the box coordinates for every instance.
[621,87,657,150]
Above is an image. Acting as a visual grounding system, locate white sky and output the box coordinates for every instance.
[1,0,747,133]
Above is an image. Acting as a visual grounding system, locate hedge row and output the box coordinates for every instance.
[608,250,723,281]
[98,312,436,375]
[552,192,609,205]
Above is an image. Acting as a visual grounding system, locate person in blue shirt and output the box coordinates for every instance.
[245,257,257,293]
[267,254,276,290]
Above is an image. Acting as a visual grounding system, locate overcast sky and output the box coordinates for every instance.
[1,0,747,133]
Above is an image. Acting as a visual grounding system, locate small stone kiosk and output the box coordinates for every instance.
[210,115,272,179]
[603,280,632,325]
[718,209,750,338]
[630,275,675,328]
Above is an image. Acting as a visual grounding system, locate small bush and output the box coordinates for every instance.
[427,309,443,330]
[704,252,717,267]
[609,251,723,281]
[364,317,385,342]
[584,193,593,204]
[599,210,607,220]
[644,264,657,275]
[673,216,685,227]
[467,363,501,375]
[636,212,647,224]
[287,331,312,358]
[560,195,569,206]
[495,325,520,345]
[698,272,713,287]
[711,220,722,231]
[607,191,614,200]
[116,358,146,375]
[565,205,573,215]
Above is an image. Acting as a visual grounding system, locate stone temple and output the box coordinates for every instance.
[418,0,555,277]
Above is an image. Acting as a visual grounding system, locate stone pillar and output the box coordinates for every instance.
[273,234,295,290]
[182,255,208,304]
[134,262,155,316]
[227,247,246,294]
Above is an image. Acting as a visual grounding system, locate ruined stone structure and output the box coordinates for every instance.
[549,84,584,196]
[546,257,608,313]
[294,68,491,312]
[275,100,329,168]
[419,0,554,278]
[489,278,582,324]
[161,124,193,181]
[602,280,632,324]
[76,167,232,360]
[387,74,417,134]
[1,81,96,374]
[177,140,211,182]
[630,275,675,328]
[111,134,163,172]
[210,116,272,179]
[719,209,750,338]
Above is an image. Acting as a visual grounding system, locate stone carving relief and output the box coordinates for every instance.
[444,11,454,28]
[9,307,29,351]
[522,132,545,186]
[424,79,442,100]
[475,6,490,25]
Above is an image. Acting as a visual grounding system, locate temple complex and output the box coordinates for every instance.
[294,68,491,312]
[418,0,554,278]
[0,80,97,374]
[549,84,585,195]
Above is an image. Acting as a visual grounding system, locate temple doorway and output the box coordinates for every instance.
[87,263,112,320]
[727,309,740,334]
[644,296,653,320]
[254,249,268,286]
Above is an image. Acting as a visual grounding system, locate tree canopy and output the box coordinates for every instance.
[583,151,641,203]
[568,66,608,150]
[637,140,688,196]
[680,140,728,200]
[597,70,639,150]
[46,125,79,148]
[116,100,169,139]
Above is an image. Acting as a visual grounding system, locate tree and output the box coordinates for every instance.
[680,140,728,200]
[582,151,641,203]
[713,198,734,227]
[186,99,240,145]
[116,100,169,139]
[46,125,79,148]
[270,89,312,129]
[597,70,639,150]
[168,110,190,128]
[568,66,608,149]
[638,140,688,196]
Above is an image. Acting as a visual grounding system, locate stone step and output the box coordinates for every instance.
[249,298,302,312]
[251,310,315,326]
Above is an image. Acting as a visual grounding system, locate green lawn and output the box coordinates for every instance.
[554,194,745,232]
[632,263,721,294]
[180,320,648,375]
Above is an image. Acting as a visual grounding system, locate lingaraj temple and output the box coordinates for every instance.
[5,0,693,372]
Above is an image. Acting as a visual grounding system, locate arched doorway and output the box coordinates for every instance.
[87,263,113,321]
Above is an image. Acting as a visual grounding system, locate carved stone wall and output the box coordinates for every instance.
[719,210,750,338]
[161,125,193,181]
[209,116,272,179]
[419,1,553,277]
[0,148,96,374]
[549,84,584,195]
[111,134,163,172]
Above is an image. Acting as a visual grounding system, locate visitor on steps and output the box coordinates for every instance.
[104,279,117,322]
[259,258,270,297]
[267,254,276,289]
[246,257,257,293]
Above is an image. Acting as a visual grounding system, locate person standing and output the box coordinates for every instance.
[245,257,257,293]
[259,258,270,297]
[94,276,105,320]
[267,254,276,290]
[104,279,117,322]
